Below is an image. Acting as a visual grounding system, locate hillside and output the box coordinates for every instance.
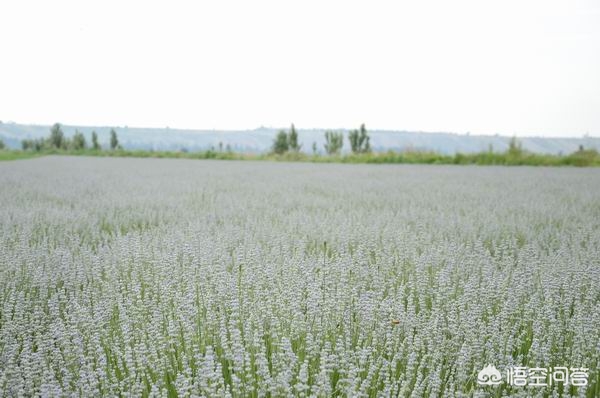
[1,122,598,155]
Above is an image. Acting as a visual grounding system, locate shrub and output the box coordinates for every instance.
[72,130,87,150]
[272,130,289,154]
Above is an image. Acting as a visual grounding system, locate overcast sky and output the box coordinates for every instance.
[1,0,598,136]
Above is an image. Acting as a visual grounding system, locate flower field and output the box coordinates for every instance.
[0,156,599,397]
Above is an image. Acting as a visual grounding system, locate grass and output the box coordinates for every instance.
[4,147,600,166]
[0,150,41,161]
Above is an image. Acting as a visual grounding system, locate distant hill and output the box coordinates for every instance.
[1,122,598,155]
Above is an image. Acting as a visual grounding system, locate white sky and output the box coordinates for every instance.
[1,0,599,136]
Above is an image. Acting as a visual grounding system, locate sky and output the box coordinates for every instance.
[0,0,599,137]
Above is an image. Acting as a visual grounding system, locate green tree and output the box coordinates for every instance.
[348,123,370,153]
[49,123,65,149]
[22,138,45,151]
[272,130,289,154]
[34,138,45,151]
[0,138,5,150]
[72,130,87,150]
[288,124,301,152]
[91,131,101,150]
[508,136,522,156]
[324,131,344,155]
[110,129,119,150]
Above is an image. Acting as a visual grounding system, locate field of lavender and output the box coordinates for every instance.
[0,156,599,397]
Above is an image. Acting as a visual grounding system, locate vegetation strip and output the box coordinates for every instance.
[2,123,599,166]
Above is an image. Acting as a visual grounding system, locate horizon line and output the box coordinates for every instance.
[1,120,598,140]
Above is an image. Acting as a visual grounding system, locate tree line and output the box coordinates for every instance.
[21,123,121,152]
[2,122,598,167]
[272,123,371,155]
